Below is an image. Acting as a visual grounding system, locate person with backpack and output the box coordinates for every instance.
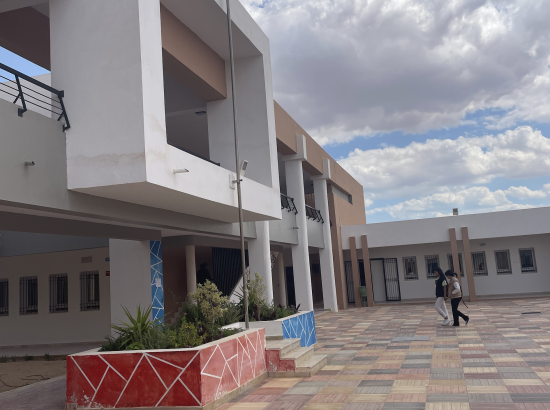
[445,270,469,327]
[433,267,450,326]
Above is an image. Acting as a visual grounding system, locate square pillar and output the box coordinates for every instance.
[349,236,362,307]
[360,235,375,307]
[461,227,477,302]
[248,220,273,303]
[312,159,338,312]
[109,239,164,327]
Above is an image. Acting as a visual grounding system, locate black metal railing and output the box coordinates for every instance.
[281,194,298,214]
[168,142,220,166]
[305,204,324,223]
[0,62,70,131]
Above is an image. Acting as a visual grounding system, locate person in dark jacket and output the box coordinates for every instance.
[445,270,469,327]
[433,267,450,326]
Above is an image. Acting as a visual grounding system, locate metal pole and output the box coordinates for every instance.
[226,0,249,329]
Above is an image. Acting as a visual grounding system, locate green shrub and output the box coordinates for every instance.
[24,355,33,361]
[0,356,7,363]
[189,281,228,329]
[167,319,204,348]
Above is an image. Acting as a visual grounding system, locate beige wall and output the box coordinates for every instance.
[0,247,111,347]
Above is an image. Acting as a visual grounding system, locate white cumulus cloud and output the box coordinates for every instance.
[243,0,550,145]
[339,126,550,201]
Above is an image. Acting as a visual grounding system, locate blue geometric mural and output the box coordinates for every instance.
[150,240,164,322]
[281,311,317,347]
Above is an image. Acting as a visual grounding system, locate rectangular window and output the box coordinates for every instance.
[447,253,464,277]
[519,248,537,273]
[80,271,100,311]
[425,255,440,279]
[471,252,488,276]
[495,250,512,274]
[0,279,8,316]
[403,257,418,280]
[49,274,68,313]
[19,277,38,314]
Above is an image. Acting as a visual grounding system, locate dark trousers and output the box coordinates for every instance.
[451,297,468,325]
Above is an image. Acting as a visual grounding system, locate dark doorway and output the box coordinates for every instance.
[285,267,296,307]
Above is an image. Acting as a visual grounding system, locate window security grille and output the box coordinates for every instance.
[425,255,440,278]
[80,271,100,311]
[403,257,418,280]
[447,253,465,277]
[49,274,68,313]
[495,250,512,274]
[0,279,8,316]
[471,252,488,276]
[20,276,38,314]
[519,248,537,273]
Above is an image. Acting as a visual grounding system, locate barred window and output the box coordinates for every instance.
[495,250,512,274]
[447,253,464,277]
[80,271,100,311]
[0,279,8,316]
[471,252,488,276]
[519,248,537,273]
[403,257,418,280]
[425,255,440,278]
[49,274,68,313]
[20,276,38,315]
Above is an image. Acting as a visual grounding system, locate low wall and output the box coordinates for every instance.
[65,328,266,409]
[225,311,317,347]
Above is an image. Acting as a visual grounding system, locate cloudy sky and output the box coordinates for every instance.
[243,0,550,222]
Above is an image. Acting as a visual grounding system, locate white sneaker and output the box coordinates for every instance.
[442,319,450,326]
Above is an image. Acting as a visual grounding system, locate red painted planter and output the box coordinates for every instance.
[66,329,266,408]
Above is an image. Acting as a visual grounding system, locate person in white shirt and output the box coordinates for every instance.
[444,270,469,327]
[433,267,450,326]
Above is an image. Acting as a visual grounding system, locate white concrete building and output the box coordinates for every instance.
[0,0,365,349]
[341,207,550,305]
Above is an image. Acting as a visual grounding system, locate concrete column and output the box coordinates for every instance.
[283,139,313,311]
[349,236,362,307]
[276,253,287,307]
[360,235,375,307]
[461,227,478,302]
[248,220,273,303]
[109,239,158,329]
[449,228,463,288]
[312,160,338,312]
[185,245,196,296]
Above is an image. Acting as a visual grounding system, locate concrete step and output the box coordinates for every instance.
[280,346,315,367]
[295,354,327,377]
[265,338,301,357]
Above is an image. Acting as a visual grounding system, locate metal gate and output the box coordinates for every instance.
[383,258,401,301]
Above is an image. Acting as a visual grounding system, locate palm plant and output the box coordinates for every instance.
[109,305,160,350]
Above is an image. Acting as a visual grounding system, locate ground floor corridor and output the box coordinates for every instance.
[221,297,550,410]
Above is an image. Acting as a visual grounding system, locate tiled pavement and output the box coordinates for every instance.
[220,297,550,410]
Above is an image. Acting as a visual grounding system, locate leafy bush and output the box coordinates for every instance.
[236,273,299,322]
[100,281,241,352]
[189,281,228,329]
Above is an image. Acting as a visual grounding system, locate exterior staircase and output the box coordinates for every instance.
[265,337,327,377]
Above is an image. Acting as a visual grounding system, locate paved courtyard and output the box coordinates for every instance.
[222,297,550,410]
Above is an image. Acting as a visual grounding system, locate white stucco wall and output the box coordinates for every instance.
[0,247,111,347]
[351,234,550,301]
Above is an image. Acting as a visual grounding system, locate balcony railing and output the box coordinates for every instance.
[305,205,324,223]
[281,194,298,215]
[0,62,70,131]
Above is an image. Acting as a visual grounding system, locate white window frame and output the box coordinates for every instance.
[403,256,418,280]
[519,248,537,273]
[494,250,512,275]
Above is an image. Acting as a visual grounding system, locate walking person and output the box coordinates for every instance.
[445,270,469,327]
[433,267,450,326]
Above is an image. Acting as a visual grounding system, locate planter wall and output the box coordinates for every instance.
[66,328,266,409]
[224,311,317,347]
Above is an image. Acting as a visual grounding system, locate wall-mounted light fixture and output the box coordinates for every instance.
[24,160,35,166]
[231,160,248,188]
[173,169,189,174]
[195,111,206,116]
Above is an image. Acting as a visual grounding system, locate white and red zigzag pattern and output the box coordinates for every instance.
[66,329,266,408]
